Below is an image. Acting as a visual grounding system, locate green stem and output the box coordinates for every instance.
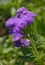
[30,39,39,57]
[27,34,39,57]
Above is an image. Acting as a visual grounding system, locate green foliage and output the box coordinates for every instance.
[0,0,45,65]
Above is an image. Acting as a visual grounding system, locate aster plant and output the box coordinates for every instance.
[5,7,36,47]
[0,0,45,64]
[4,7,45,65]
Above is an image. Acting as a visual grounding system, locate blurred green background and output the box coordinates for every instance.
[0,0,45,65]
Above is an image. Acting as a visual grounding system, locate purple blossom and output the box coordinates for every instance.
[6,17,28,34]
[5,7,36,47]
[12,33,30,47]
[17,7,36,24]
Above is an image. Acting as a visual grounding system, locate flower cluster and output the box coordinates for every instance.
[5,7,36,47]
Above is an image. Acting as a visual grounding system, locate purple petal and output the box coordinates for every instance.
[20,15,34,24]
[14,17,27,29]
[12,26,21,33]
[5,17,15,28]
[21,39,30,46]
[17,7,28,14]
[27,11,36,17]
[12,33,25,42]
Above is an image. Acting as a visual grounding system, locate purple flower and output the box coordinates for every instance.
[5,7,36,47]
[12,33,30,47]
[17,7,36,17]
[6,16,28,34]
[7,18,28,34]
[17,7,36,24]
